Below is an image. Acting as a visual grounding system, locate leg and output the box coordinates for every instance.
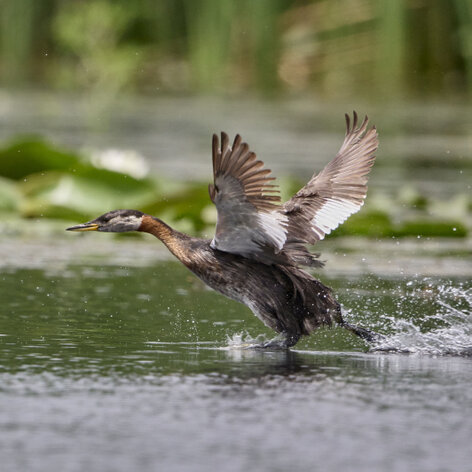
[251,332,301,350]
[340,321,384,342]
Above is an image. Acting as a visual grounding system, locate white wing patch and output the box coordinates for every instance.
[312,199,363,239]
[257,211,288,250]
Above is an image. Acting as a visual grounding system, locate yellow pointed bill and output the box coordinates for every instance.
[66,223,99,232]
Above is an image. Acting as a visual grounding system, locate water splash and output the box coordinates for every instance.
[224,332,269,350]
[372,282,472,356]
[222,281,472,356]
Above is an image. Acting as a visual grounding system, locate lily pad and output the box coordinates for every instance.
[0,138,84,180]
[19,170,159,219]
[329,210,393,238]
[394,221,467,238]
[0,176,22,212]
[141,183,211,231]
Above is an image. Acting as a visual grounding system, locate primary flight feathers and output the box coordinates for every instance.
[209,111,378,267]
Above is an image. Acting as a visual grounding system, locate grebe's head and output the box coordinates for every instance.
[66,209,144,233]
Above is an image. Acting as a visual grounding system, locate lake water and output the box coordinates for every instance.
[0,235,471,472]
[0,93,471,471]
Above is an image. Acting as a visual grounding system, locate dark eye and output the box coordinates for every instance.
[98,214,112,223]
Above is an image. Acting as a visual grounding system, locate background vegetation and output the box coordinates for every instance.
[0,137,468,239]
[1,0,471,99]
[0,0,470,238]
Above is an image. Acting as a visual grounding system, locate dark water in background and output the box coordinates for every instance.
[0,240,471,472]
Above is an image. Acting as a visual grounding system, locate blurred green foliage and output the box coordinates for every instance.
[0,136,469,239]
[52,1,141,115]
[0,0,471,98]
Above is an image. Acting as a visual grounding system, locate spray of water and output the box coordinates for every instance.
[225,281,471,356]
[225,332,269,349]
[372,282,472,356]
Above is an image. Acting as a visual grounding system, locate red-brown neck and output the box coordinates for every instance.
[138,214,190,262]
[138,214,173,241]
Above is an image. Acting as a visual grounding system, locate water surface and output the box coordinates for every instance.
[0,93,471,471]
[1,239,471,472]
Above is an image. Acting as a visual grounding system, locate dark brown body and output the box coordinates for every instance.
[187,237,341,334]
[140,215,343,346]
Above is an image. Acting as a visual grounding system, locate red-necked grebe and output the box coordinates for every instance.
[67,112,379,349]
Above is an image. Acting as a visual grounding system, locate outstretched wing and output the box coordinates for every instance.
[208,112,377,267]
[282,111,378,245]
[209,133,288,261]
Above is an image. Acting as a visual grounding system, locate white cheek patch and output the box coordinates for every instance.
[101,215,142,232]
[120,215,142,231]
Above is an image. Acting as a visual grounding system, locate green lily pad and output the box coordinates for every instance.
[19,170,159,219]
[0,176,22,212]
[141,183,211,231]
[394,221,467,238]
[0,138,84,180]
[329,210,393,238]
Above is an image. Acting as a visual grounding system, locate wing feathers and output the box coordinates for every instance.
[211,134,218,173]
[211,132,281,212]
[209,111,377,266]
[282,111,378,245]
[210,132,287,261]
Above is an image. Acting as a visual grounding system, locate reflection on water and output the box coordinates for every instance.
[0,258,471,471]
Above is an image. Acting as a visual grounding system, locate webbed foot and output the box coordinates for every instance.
[248,333,300,350]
